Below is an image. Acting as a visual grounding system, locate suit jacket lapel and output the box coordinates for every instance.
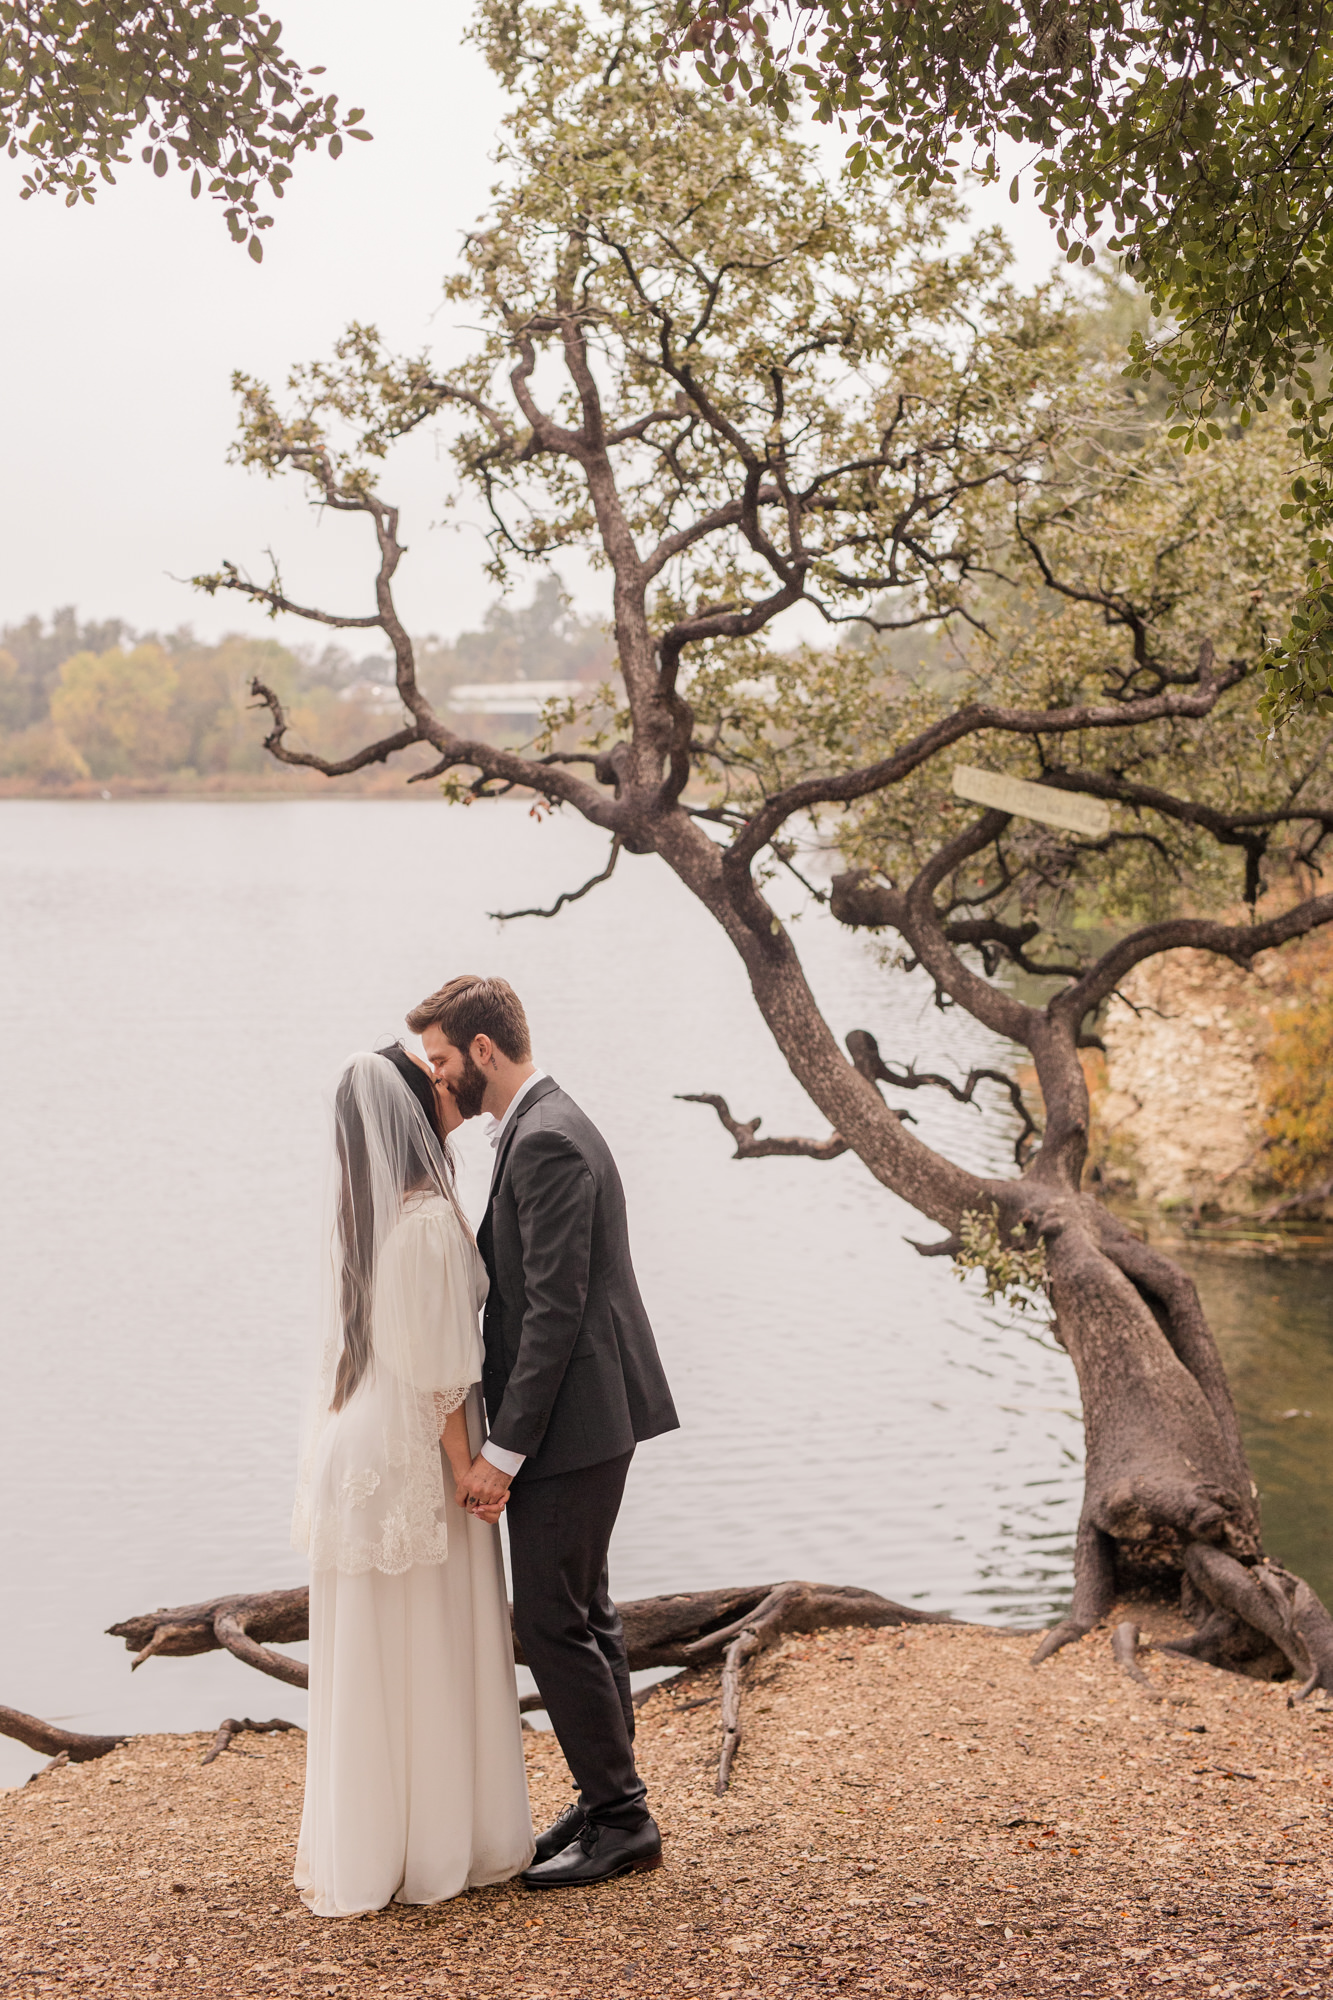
[484,1075,561,1206]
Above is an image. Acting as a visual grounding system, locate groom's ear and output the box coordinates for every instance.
[471,1032,496,1069]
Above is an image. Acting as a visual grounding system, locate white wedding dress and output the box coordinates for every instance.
[293,1186,534,1917]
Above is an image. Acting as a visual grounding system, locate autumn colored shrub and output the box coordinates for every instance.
[1261,933,1333,1196]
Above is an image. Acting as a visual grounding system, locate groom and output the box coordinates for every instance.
[406,974,679,1890]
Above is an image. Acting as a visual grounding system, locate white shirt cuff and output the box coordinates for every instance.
[480,1439,526,1477]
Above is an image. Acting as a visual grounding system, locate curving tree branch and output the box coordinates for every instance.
[675,1092,852,1159]
[93,1578,945,1791]
[489,835,623,922]
[249,678,424,776]
[844,1028,1039,1168]
[1055,891,1333,1027]
[0,1705,128,1768]
[723,644,1240,876]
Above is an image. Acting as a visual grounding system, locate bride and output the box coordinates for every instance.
[292,1045,534,1917]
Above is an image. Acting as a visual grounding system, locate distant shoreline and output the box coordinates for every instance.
[0,773,456,803]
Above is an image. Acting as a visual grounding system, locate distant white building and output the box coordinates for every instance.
[449,679,589,717]
[338,679,405,711]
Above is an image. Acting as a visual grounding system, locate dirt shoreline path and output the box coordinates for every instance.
[3,1620,1331,1998]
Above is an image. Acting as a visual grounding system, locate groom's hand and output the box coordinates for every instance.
[457,1452,513,1517]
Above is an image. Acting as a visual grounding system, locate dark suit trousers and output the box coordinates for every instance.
[505,1449,649,1831]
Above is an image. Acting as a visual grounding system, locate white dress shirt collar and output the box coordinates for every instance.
[486,1067,548,1150]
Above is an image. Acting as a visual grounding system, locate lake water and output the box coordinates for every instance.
[1,800,1328,1786]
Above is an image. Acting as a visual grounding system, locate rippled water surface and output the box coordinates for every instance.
[1,800,1327,1784]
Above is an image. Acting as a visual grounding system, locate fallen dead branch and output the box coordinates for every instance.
[106,1580,939,1680]
[0,1704,128,1769]
[106,1585,309,1688]
[100,1577,941,1789]
[717,1628,762,1792]
[201,1717,304,1766]
[6,1580,938,1789]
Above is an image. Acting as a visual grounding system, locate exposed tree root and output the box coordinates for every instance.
[622,1580,944,1789]
[107,1586,309,1686]
[1029,1515,1116,1665]
[1020,1215,1333,1694]
[201,1716,303,1766]
[13,1561,1333,1797]
[0,1704,128,1769]
[1160,1548,1333,1696]
[1110,1621,1160,1697]
[717,1628,763,1793]
[520,1676,685,1718]
[0,1706,303,1774]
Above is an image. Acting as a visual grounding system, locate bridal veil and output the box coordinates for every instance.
[292,1050,486,1576]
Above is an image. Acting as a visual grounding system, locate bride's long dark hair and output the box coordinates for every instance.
[331,1047,456,1412]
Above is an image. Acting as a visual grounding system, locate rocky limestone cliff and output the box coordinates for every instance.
[1098,953,1270,1216]
[1088,929,1333,1235]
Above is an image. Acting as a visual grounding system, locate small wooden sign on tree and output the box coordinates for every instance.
[951,765,1112,838]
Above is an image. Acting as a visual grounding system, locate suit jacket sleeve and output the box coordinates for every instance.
[487,1125,595,1459]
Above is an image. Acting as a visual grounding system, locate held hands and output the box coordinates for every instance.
[455,1451,513,1526]
[439,1410,507,1523]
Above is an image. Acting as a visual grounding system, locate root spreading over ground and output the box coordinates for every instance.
[2,1619,1331,1998]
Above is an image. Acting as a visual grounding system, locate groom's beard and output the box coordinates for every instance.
[449,1053,489,1122]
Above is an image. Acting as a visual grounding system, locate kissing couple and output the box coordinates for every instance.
[291,975,679,1918]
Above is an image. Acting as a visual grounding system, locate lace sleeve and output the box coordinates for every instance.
[433,1384,471,1430]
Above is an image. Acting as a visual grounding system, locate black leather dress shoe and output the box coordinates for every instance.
[521,1816,663,1889]
[532,1802,587,1863]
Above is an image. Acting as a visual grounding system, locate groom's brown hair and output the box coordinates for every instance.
[406,975,532,1062]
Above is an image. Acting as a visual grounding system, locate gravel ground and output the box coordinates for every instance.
[3,1616,1331,1998]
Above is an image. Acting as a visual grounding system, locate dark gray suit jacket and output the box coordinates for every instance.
[476,1077,678,1481]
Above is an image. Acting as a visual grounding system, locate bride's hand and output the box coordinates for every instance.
[441,1408,476,1491]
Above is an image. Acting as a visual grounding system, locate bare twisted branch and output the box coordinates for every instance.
[676,1091,850,1160]
[490,835,623,922]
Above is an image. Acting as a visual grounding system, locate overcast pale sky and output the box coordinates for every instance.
[0,1,1063,650]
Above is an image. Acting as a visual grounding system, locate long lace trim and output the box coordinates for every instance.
[296,1384,479,1577]
[432,1383,471,1429]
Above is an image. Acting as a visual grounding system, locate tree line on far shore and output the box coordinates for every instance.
[0,577,612,792]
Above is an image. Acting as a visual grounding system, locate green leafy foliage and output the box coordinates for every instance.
[0,1,369,254]
[667,0,1333,723]
[686,388,1326,949]
[417,577,612,705]
[50,641,182,777]
[954,1203,1047,1308]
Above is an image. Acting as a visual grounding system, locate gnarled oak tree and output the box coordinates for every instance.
[201,0,1333,1689]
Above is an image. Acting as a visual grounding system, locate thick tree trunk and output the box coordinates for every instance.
[1022,1201,1333,1689]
